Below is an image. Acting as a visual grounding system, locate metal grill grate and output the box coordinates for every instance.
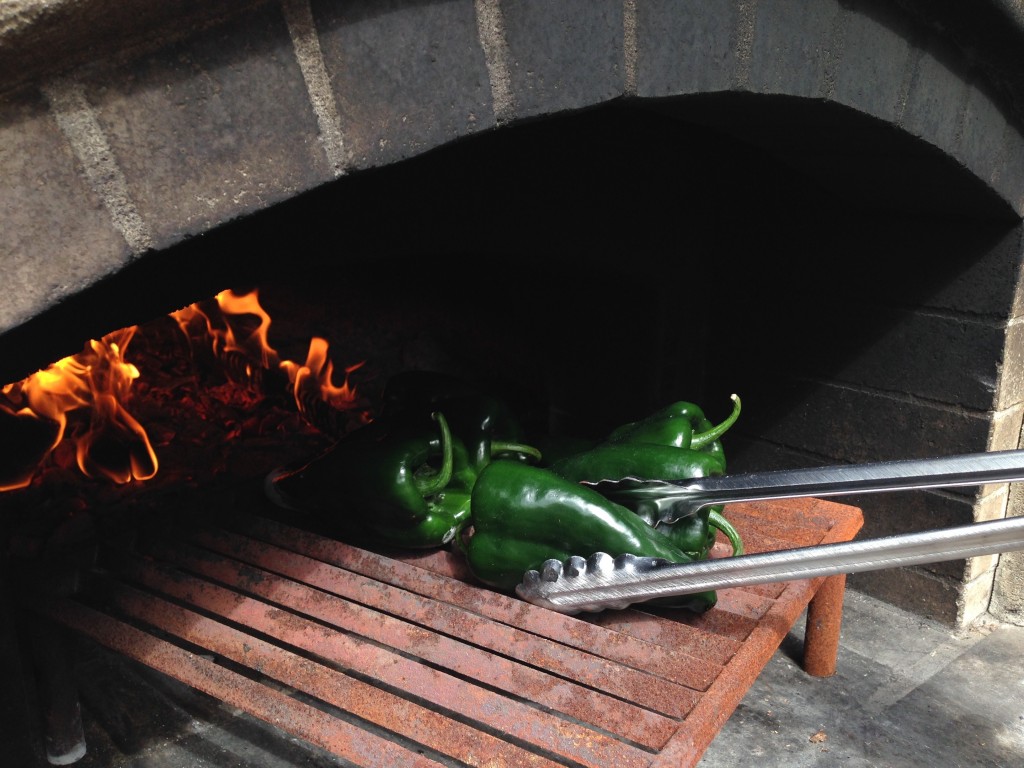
[35,498,863,767]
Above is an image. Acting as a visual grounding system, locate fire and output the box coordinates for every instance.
[282,338,367,425]
[170,288,279,380]
[0,326,157,491]
[1,288,367,492]
[173,288,367,421]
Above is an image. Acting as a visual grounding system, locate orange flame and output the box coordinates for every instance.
[0,326,157,491]
[171,289,280,370]
[282,338,366,423]
[178,288,365,416]
[2,287,365,492]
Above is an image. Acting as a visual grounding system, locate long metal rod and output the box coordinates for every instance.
[516,515,1024,614]
[588,449,1024,524]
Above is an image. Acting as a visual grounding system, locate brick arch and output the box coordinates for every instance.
[630,1,1023,214]
[2,0,1022,343]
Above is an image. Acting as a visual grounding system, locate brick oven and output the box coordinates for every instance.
[3,0,1024,634]
[6,2,1024,765]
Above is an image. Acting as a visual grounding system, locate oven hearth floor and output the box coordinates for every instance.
[13,588,1022,768]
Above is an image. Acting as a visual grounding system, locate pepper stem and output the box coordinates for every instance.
[709,509,744,556]
[414,411,454,496]
[490,440,543,464]
[691,394,742,449]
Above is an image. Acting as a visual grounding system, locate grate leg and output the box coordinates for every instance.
[27,616,86,765]
[802,573,847,677]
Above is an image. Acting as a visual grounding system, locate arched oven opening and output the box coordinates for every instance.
[3,93,1019,623]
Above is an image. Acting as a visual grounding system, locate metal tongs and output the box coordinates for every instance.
[516,449,1024,613]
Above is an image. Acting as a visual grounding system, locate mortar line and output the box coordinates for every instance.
[819,3,847,100]
[41,77,153,255]
[789,376,1019,419]
[730,0,757,91]
[623,0,638,96]
[474,0,515,125]
[909,307,1006,326]
[281,0,348,176]
[894,45,925,128]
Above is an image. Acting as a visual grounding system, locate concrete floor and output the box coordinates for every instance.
[12,588,1024,768]
[701,590,1024,768]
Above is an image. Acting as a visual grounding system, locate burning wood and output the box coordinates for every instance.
[0,288,370,494]
[171,288,370,437]
[0,327,156,491]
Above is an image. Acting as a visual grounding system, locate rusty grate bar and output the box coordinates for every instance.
[231,516,722,692]
[33,596,448,768]
[33,497,863,768]
[183,526,710,709]
[86,570,605,767]
[123,541,678,748]
[95,549,661,765]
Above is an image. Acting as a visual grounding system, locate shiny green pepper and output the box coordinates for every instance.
[549,434,743,558]
[607,394,741,451]
[461,460,717,613]
[549,441,727,489]
[268,410,470,548]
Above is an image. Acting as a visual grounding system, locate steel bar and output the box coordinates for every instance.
[589,448,1024,524]
[518,515,1024,613]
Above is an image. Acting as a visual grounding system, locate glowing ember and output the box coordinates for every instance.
[1,288,367,492]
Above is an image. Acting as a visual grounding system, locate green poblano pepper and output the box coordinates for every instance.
[548,442,731,555]
[269,410,470,548]
[606,394,741,451]
[461,460,717,613]
[549,395,745,559]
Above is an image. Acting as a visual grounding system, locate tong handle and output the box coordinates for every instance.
[517,515,1024,614]
[591,448,1024,523]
